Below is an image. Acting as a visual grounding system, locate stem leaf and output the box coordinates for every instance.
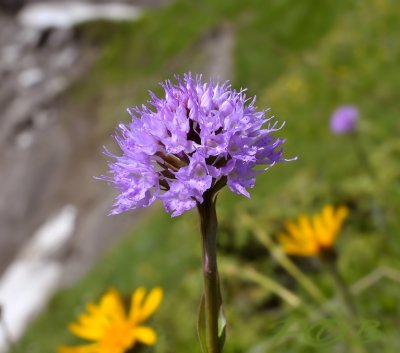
[197,293,209,353]
[218,305,226,352]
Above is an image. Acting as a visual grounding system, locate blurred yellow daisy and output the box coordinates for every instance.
[278,205,349,256]
[58,287,163,353]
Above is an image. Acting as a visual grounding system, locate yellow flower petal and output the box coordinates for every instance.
[322,205,335,228]
[282,242,316,256]
[278,205,348,257]
[336,206,349,225]
[69,323,105,341]
[298,215,314,239]
[313,214,331,247]
[331,207,348,237]
[285,220,303,240]
[278,233,317,256]
[134,326,157,345]
[68,290,127,341]
[138,287,163,322]
[77,313,106,331]
[129,287,146,323]
[62,288,161,353]
[98,289,126,322]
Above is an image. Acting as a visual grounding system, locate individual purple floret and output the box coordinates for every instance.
[330,105,359,134]
[100,73,289,217]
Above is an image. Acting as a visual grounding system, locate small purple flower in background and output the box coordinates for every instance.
[101,73,288,217]
[330,105,359,134]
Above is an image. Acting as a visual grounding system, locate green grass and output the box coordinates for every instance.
[11,0,400,352]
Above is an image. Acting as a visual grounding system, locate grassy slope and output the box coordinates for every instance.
[11,0,400,352]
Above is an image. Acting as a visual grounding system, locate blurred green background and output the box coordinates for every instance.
[11,0,400,352]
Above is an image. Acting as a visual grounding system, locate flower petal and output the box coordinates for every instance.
[139,287,163,322]
[100,74,290,217]
[69,322,105,341]
[99,289,127,322]
[134,326,157,345]
[129,287,146,323]
[68,290,126,340]
[278,233,317,256]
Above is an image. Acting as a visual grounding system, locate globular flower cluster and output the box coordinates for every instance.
[102,74,287,217]
[330,105,359,135]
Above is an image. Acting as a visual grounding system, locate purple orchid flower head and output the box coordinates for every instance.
[100,73,291,217]
[330,105,359,134]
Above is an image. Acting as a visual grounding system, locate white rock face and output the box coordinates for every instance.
[18,2,143,30]
[18,67,44,87]
[0,205,77,353]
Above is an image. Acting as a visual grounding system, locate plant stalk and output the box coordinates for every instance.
[320,251,357,321]
[197,191,222,353]
[351,133,387,234]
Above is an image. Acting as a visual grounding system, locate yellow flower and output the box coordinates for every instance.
[58,287,163,353]
[278,205,349,256]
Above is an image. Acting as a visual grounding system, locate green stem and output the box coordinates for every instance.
[238,213,327,305]
[321,254,374,353]
[352,132,376,181]
[320,252,357,321]
[197,191,222,353]
[252,224,326,305]
[351,133,387,234]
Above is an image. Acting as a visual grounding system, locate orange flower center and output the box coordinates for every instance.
[100,321,136,352]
